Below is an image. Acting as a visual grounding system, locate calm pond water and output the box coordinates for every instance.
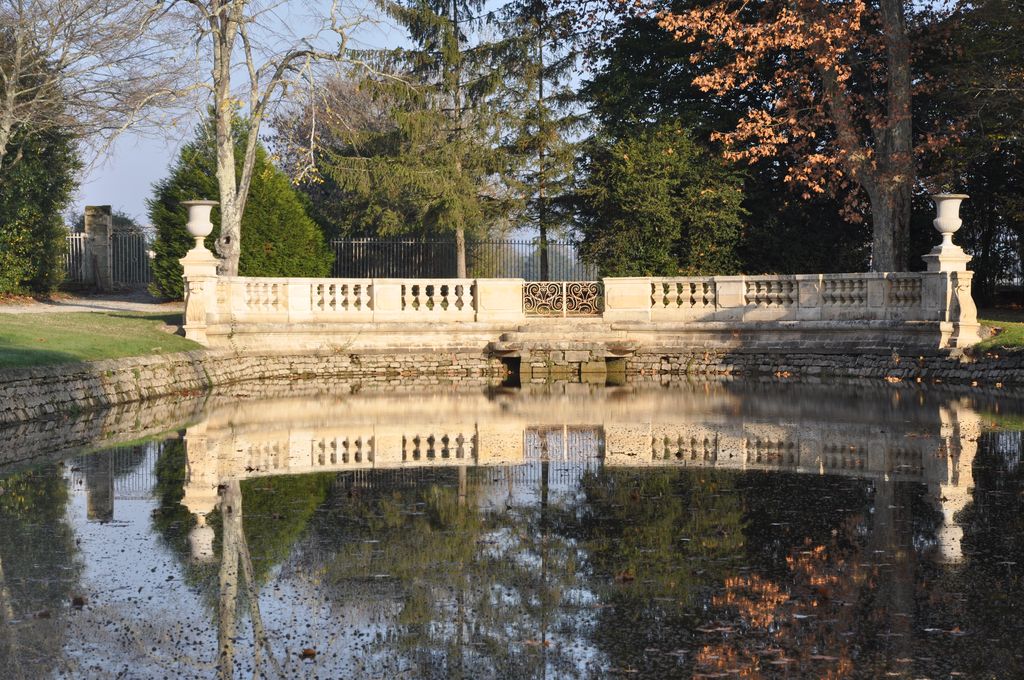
[1,380,1023,679]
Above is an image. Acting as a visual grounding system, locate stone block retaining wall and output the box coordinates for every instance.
[0,350,507,425]
[518,347,1024,386]
[4,347,1024,426]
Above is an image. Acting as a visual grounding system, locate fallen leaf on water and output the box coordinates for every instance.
[300,648,317,659]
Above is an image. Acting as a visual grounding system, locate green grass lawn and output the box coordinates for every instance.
[0,312,201,368]
[977,309,1024,351]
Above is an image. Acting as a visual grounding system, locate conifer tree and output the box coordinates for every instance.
[292,1,510,276]
[498,0,582,280]
[575,124,745,276]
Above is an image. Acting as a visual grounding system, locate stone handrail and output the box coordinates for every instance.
[603,272,934,323]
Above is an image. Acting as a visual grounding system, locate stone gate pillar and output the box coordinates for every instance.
[84,205,113,291]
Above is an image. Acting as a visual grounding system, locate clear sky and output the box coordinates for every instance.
[77,133,185,225]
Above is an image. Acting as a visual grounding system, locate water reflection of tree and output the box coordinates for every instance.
[153,440,333,592]
[0,465,81,678]
[559,468,746,674]
[299,468,593,679]
[688,474,946,679]
[153,442,336,677]
[151,447,1021,678]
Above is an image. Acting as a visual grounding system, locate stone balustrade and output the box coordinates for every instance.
[181,269,977,350]
[603,272,936,322]
[179,195,980,351]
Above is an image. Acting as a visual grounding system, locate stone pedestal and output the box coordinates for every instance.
[921,195,980,348]
[179,201,221,345]
[180,248,218,345]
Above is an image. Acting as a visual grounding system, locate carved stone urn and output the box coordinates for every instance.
[931,194,969,250]
[923,194,971,273]
[182,199,218,251]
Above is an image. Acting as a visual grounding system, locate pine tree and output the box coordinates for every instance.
[292,1,510,276]
[149,118,331,299]
[498,0,582,280]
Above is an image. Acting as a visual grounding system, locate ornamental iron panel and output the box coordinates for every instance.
[523,281,603,317]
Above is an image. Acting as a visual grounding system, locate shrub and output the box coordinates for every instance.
[0,126,80,294]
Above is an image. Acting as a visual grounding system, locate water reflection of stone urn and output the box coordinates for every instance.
[182,199,218,252]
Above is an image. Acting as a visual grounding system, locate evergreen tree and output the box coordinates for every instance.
[0,124,80,294]
[575,124,744,276]
[384,0,509,277]
[149,118,332,300]
[498,0,582,280]
[279,2,511,275]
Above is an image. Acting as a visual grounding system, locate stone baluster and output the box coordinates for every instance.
[179,200,220,345]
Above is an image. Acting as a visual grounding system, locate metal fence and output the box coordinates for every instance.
[111,232,153,288]
[64,232,153,289]
[65,233,89,284]
[68,234,594,288]
[330,238,598,280]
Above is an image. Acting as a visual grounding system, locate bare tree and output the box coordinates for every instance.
[0,0,190,173]
[172,0,376,276]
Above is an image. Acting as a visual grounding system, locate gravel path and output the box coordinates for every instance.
[0,291,183,315]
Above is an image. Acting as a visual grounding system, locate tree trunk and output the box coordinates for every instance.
[214,116,242,276]
[217,480,241,680]
[536,11,550,282]
[874,0,914,272]
[210,5,242,277]
[455,227,467,278]
[867,183,912,271]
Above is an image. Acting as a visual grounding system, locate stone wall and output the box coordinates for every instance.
[517,346,1024,387]
[0,350,507,425]
[6,344,1024,428]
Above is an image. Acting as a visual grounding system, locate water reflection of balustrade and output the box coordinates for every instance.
[177,390,984,562]
[601,422,945,482]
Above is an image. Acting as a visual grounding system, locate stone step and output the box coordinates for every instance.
[488,339,639,356]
